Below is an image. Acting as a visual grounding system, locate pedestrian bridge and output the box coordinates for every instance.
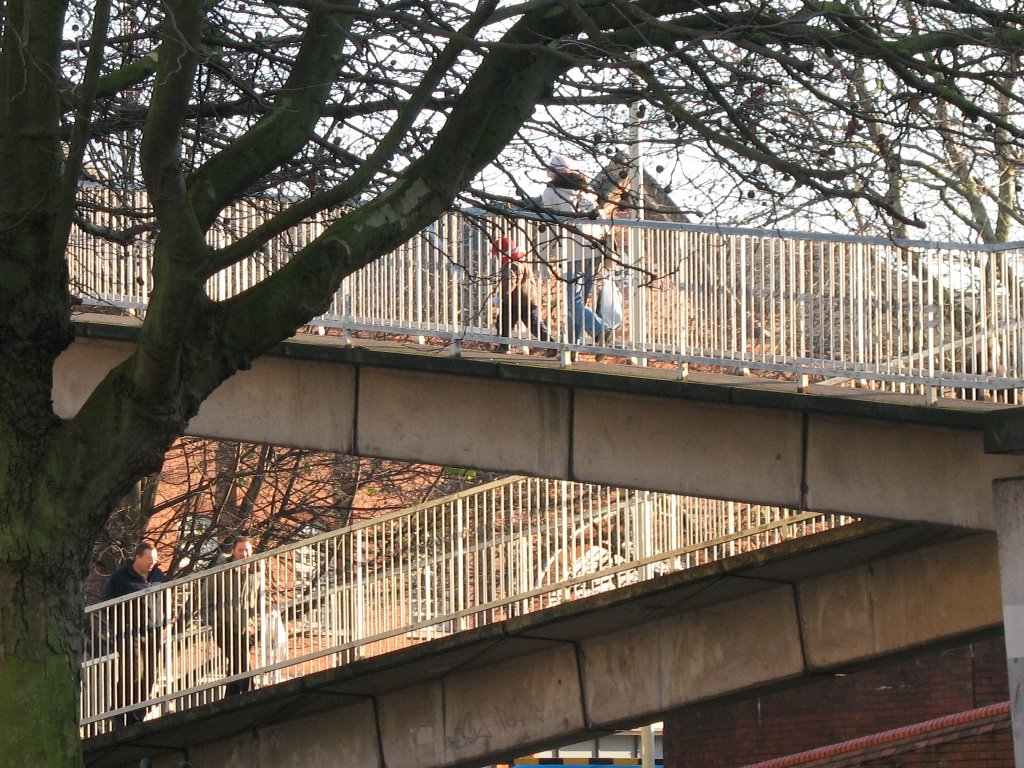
[64,213,1024,765]
[60,210,1024,527]
[83,476,861,743]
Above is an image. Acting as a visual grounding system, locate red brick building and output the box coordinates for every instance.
[665,634,1011,767]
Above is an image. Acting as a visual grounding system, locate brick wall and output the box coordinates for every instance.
[664,635,1009,767]
[861,727,1013,767]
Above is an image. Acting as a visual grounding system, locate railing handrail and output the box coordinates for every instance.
[459,206,1024,253]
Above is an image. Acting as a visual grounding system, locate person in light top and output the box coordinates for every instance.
[540,153,598,215]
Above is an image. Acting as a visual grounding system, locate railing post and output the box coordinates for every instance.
[926,246,938,402]
[739,236,748,366]
[633,224,648,367]
[856,242,866,379]
[257,559,267,684]
[678,229,688,363]
[161,586,173,716]
[456,496,465,631]
[560,481,570,602]
[639,491,654,581]
[354,529,365,660]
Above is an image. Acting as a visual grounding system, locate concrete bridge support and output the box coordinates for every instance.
[995,477,1024,767]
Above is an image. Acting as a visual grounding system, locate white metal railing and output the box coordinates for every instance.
[66,196,1024,401]
[80,475,856,737]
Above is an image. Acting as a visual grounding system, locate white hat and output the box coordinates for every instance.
[546,153,574,173]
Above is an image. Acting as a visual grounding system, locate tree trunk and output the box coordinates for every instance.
[0,4,87,758]
[0,486,88,767]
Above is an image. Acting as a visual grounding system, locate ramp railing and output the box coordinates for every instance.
[81,475,855,737]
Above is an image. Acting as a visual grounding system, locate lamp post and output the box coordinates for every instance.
[627,99,648,366]
[628,101,645,220]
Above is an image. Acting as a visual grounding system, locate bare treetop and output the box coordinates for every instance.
[61,1,1024,236]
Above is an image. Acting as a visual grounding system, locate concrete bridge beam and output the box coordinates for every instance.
[54,323,1024,531]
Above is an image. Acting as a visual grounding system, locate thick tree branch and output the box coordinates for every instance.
[186,3,354,228]
[202,6,578,388]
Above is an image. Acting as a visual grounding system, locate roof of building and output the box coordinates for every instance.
[739,701,1011,768]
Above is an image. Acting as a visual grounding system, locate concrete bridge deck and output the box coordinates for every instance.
[58,313,1024,530]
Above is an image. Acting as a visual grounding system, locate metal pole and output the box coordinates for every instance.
[628,102,645,220]
[628,101,649,365]
[640,723,655,768]
[355,529,365,659]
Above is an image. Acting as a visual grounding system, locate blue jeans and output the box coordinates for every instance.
[566,261,607,344]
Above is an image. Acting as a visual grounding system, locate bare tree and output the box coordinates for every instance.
[5,1,1024,762]
[89,438,499,598]
[612,2,1024,239]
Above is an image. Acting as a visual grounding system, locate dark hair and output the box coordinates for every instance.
[133,541,157,556]
[231,536,254,549]
[550,168,592,191]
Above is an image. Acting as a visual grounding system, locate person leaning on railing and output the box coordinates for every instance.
[205,536,262,696]
[100,541,168,728]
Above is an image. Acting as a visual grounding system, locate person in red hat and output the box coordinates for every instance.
[492,236,556,355]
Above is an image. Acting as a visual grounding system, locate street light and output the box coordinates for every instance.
[628,101,645,220]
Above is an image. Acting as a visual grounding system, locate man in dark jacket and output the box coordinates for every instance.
[103,541,167,598]
[101,541,168,727]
